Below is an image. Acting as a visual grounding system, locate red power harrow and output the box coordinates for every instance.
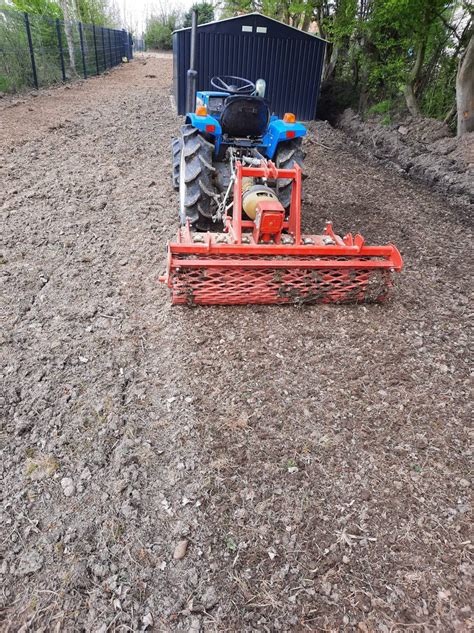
[159,161,403,305]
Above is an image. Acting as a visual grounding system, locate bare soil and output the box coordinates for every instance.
[1,54,472,632]
[338,109,474,207]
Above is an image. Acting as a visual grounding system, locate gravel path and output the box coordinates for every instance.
[1,54,472,631]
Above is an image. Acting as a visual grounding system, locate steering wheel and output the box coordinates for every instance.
[210,75,256,95]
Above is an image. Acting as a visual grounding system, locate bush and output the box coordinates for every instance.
[183,2,214,28]
[145,21,173,50]
[145,10,180,50]
[368,99,392,115]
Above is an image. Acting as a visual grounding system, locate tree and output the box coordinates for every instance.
[183,2,214,27]
[219,0,314,26]
[322,0,358,80]
[218,0,472,126]
[456,30,474,135]
[145,8,181,50]
[9,0,62,16]
[9,0,116,23]
[399,0,449,116]
[59,0,77,75]
[145,19,173,49]
[76,0,118,26]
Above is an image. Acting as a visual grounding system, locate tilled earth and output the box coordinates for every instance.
[1,54,472,632]
[338,109,474,207]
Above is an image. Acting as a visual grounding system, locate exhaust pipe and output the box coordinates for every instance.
[186,10,198,113]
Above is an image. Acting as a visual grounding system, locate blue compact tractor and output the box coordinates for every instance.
[172,74,307,230]
[162,14,402,305]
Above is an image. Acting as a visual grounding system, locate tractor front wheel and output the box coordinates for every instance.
[179,124,218,230]
[273,138,306,210]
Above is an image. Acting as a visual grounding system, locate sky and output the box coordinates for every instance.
[120,0,197,34]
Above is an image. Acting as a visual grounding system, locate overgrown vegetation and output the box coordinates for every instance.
[221,0,474,134]
[0,0,123,92]
[183,2,214,27]
[4,0,118,25]
[145,10,180,50]
[144,2,214,50]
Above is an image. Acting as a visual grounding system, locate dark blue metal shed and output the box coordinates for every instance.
[173,13,327,121]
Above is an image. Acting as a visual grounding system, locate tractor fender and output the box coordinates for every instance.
[185,114,221,155]
[185,113,222,138]
[263,119,307,159]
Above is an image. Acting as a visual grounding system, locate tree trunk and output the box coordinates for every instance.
[456,33,474,136]
[358,62,369,114]
[60,0,77,76]
[403,84,420,116]
[301,10,312,32]
[324,45,339,81]
[282,2,291,25]
[314,1,327,39]
[443,102,456,124]
[404,40,426,116]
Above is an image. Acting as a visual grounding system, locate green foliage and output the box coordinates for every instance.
[225,536,238,552]
[220,0,254,19]
[145,21,172,49]
[183,2,214,28]
[8,0,62,18]
[76,0,117,26]
[0,7,46,91]
[219,0,471,123]
[361,0,446,94]
[368,99,393,115]
[0,3,124,93]
[324,0,358,45]
[323,0,472,122]
[421,57,457,119]
[220,0,309,23]
[6,0,118,24]
[145,8,180,50]
[0,74,14,91]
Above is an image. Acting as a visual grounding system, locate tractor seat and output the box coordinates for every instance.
[220,95,270,138]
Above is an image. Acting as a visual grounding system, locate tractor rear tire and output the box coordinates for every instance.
[179,124,218,230]
[273,138,306,210]
[172,137,181,190]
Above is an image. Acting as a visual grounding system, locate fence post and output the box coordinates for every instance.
[122,29,127,60]
[108,29,113,67]
[92,24,100,75]
[78,22,87,79]
[101,27,107,69]
[56,18,67,82]
[112,30,116,65]
[24,13,38,89]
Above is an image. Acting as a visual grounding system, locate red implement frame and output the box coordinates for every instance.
[160,161,403,305]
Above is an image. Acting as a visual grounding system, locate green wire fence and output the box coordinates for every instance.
[0,8,135,93]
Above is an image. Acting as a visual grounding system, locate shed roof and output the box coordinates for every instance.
[173,12,328,43]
